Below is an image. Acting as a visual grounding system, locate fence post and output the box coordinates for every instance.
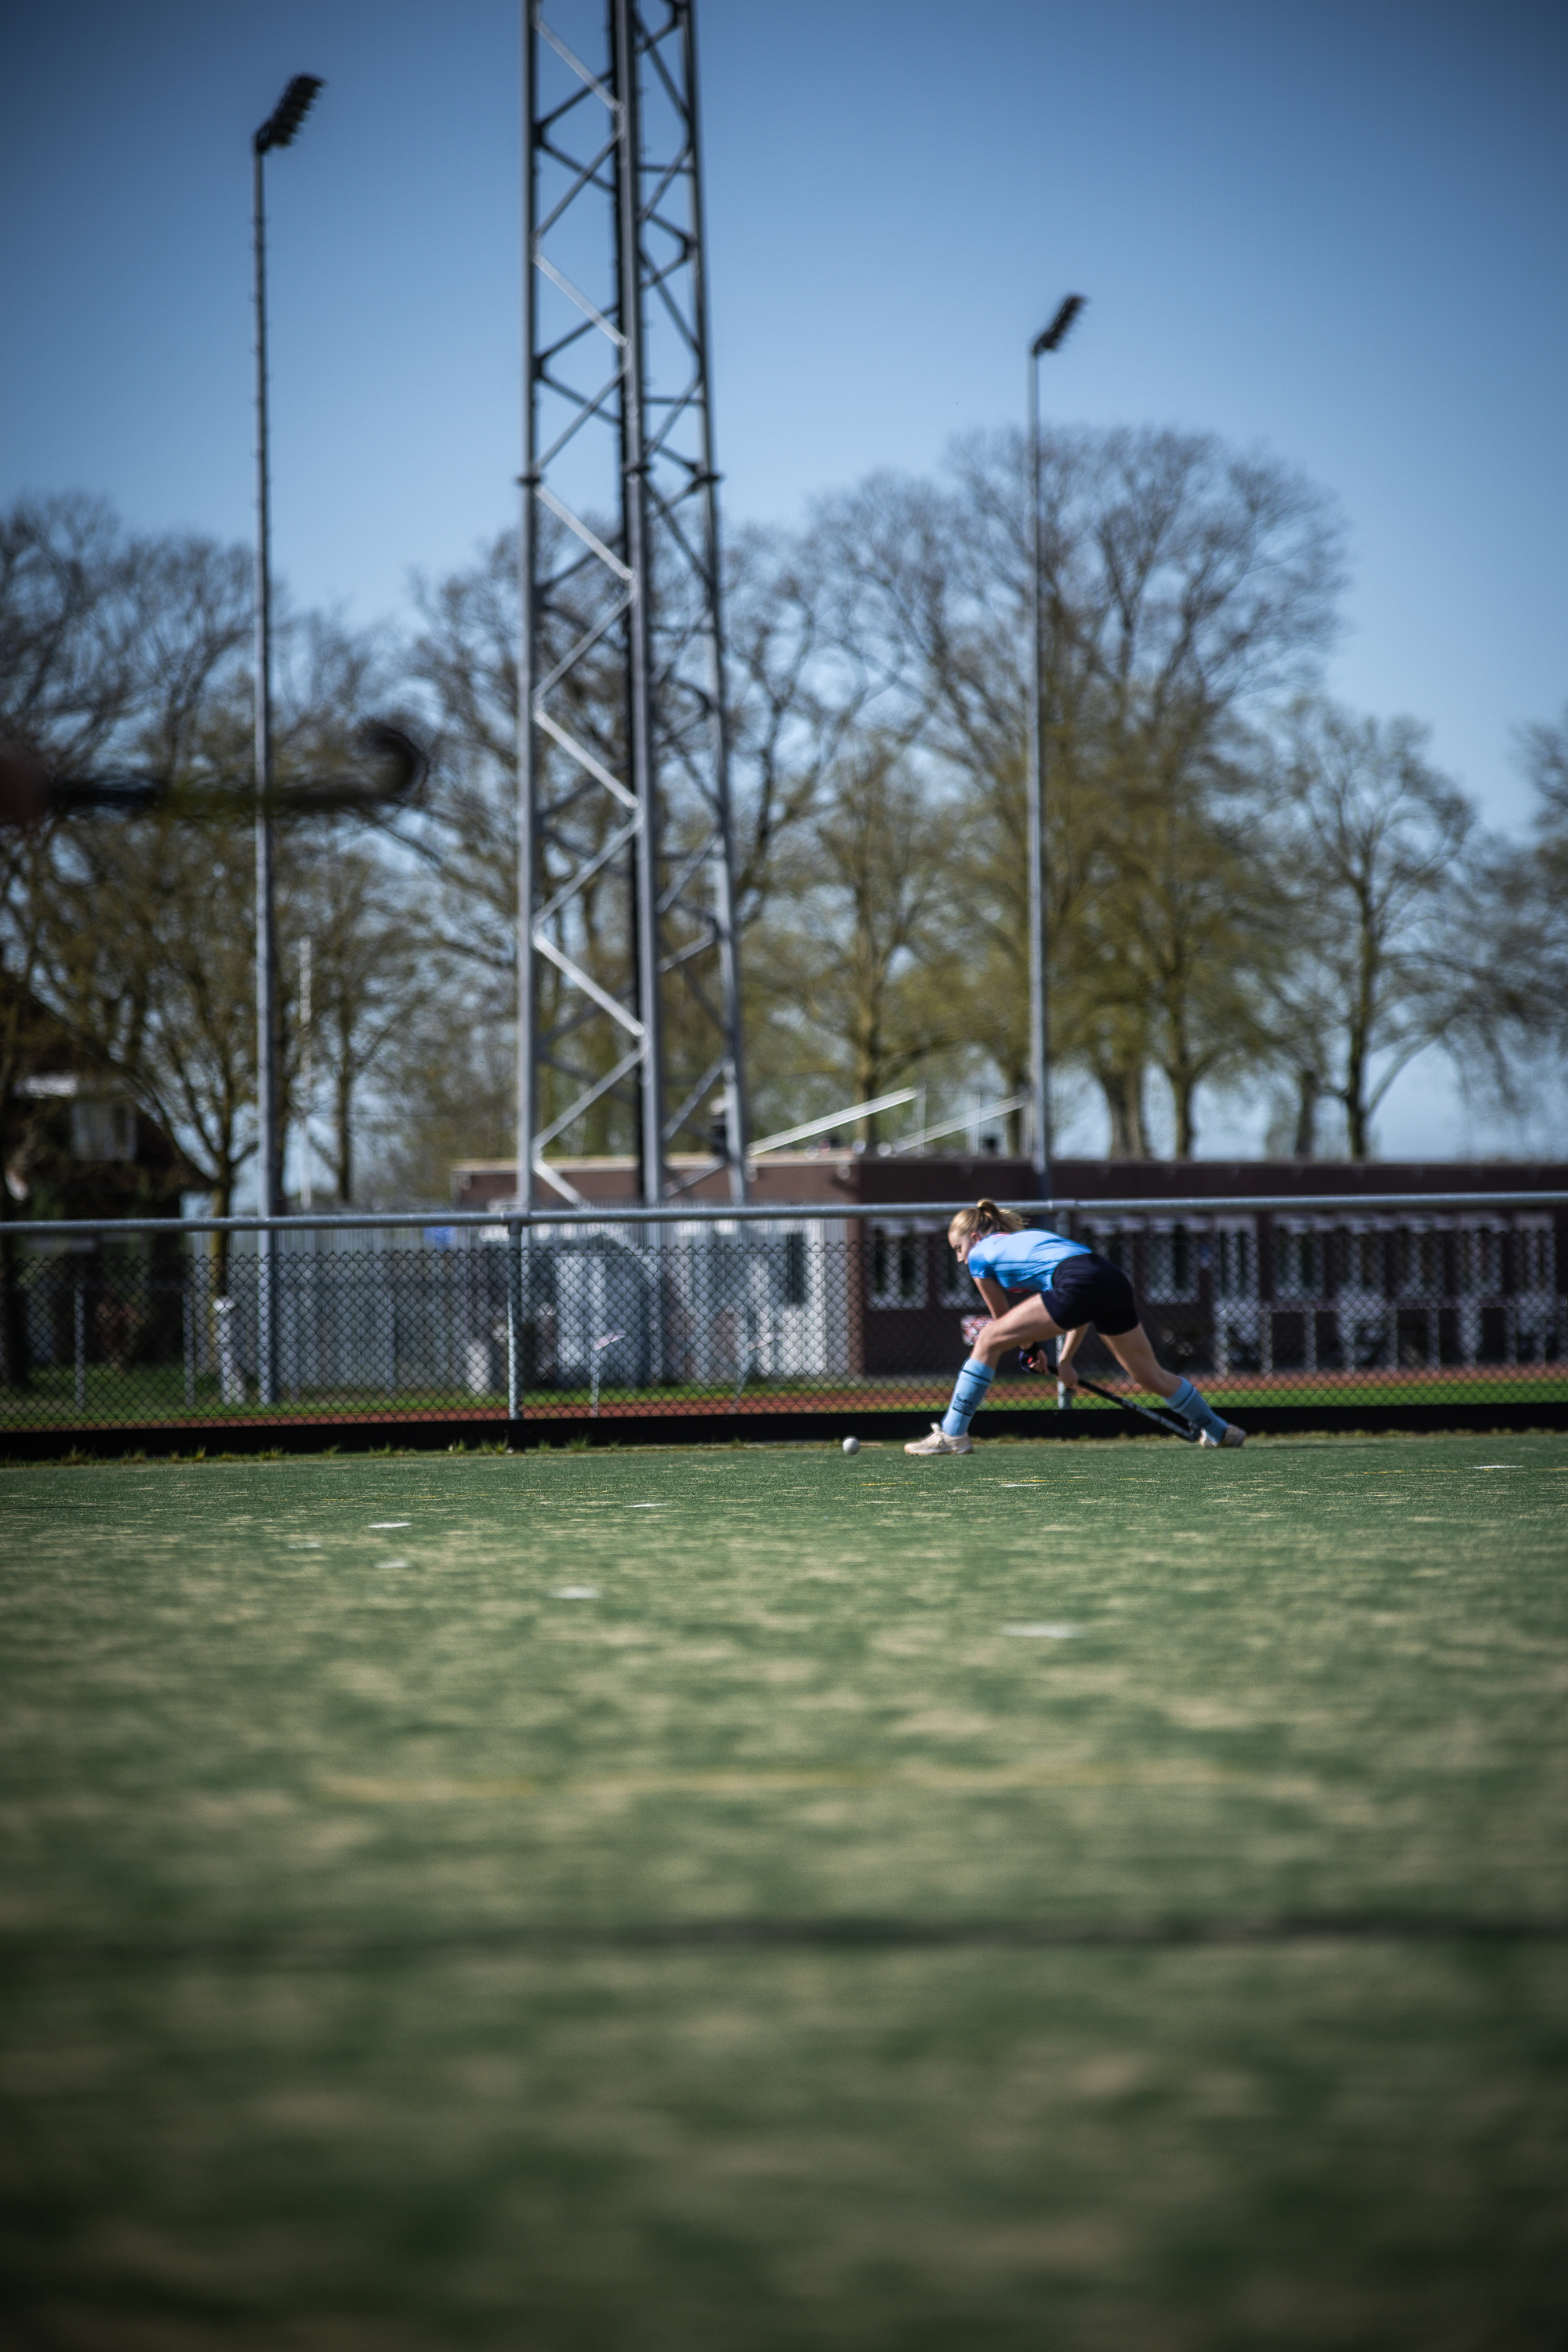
[506,1216,524,1452]
[257,1228,277,1406]
[645,1218,667,1389]
[74,1280,86,1413]
[385,1246,397,1399]
[213,1296,243,1406]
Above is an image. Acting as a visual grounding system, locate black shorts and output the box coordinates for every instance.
[1036,1251,1139,1338]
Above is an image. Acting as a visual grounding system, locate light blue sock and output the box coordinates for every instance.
[942,1357,994,1437]
[1167,1377,1227,1441]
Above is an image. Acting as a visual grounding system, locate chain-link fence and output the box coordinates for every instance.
[2,1195,1565,1446]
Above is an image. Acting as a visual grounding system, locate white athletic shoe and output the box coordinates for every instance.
[1200,1423,1247,1448]
[904,1422,973,1457]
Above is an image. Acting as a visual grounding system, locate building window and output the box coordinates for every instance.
[1516,1224,1555,1293]
[781,1232,808,1307]
[1343,1230,1386,1293]
[869,1226,926,1308]
[1145,1226,1194,1300]
[1275,1227,1319,1299]
[1084,1227,1131,1274]
[1214,1227,1256,1301]
[1398,1230,1443,1298]
[939,1240,973,1305]
[1458,1228,1503,1295]
[69,1098,136,1162]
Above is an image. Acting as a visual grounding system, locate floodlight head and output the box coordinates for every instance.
[1033,294,1087,357]
[255,75,324,155]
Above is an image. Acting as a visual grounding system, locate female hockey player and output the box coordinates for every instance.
[905,1199,1245,1457]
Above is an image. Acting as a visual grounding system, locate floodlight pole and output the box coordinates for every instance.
[252,139,278,1249]
[252,74,321,1402]
[1025,293,1085,1196]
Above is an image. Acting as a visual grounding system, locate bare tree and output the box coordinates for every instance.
[722,522,894,929]
[1440,706,1568,1138]
[0,495,146,770]
[0,497,151,1381]
[401,437,1341,1168]
[1266,702,1475,1159]
[1510,706,1568,1011]
[1058,703,1283,1156]
[794,431,1344,1150]
[403,519,869,1163]
[750,742,968,1139]
[287,840,431,1203]
[31,528,256,1250]
[359,983,517,1204]
[7,506,416,1268]
[45,806,260,1258]
[1518,708,1568,824]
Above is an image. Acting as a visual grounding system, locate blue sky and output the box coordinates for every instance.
[3,0,1565,1152]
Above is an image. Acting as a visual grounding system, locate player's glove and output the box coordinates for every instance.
[1018,1345,1051,1374]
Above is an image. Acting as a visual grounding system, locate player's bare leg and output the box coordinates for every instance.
[906,1298,1065,1457]
[965,1295,1063,1364]
[1098,1323,1181,1399]
[1100,1323,1246,1447]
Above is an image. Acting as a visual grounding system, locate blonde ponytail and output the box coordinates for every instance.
[949,1197,1025,1244]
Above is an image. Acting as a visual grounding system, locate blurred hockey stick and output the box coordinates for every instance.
[0,721,427,826]
[1018,1346,1199,1441]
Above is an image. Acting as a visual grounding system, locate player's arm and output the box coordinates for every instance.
[972,1274,1011,1322]
[1054,1323,1087,1388]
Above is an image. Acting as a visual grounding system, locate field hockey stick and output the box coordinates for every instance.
[1018,1348,1200,1442]
[1065,1370,1200,1441]
[0,721,427,825]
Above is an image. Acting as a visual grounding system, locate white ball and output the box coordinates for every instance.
[842,1435,860,1456]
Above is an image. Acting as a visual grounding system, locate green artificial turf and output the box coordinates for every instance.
[2,1432,1566,2347]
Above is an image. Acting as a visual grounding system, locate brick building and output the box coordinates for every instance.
[452,1153,1566,1382]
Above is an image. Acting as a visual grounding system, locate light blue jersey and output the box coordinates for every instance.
[965,1226,1091,1294]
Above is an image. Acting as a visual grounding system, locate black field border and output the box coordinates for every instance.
[3,1912,1566,1976]
[3,1399,1567,1461]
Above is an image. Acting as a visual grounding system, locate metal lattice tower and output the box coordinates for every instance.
[517,0,748,1207]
